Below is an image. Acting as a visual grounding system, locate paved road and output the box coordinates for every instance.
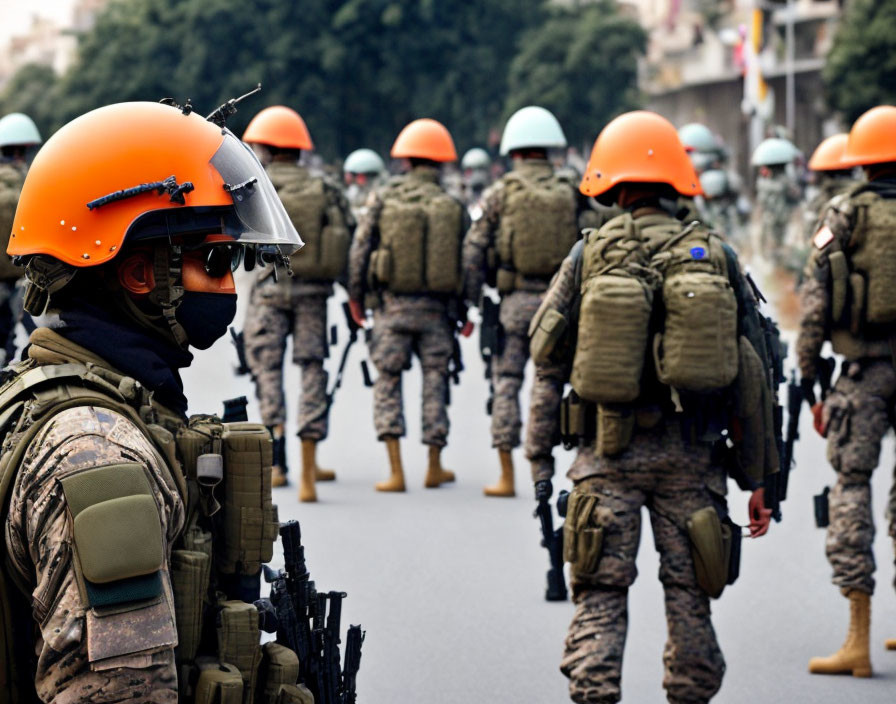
[180,268,896,703]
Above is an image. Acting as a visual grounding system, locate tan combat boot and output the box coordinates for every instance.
[375,437,406,492]
[301,437,336,481]
[809,590,872,677]
[298,439,318,503]
[886,639,896,651]
[483,449,515,497]
[424,445,455,488]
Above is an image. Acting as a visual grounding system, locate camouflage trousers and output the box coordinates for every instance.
[244,288,330,441]
[491,290,542,450]
[823,358,896,594]
[562,424,725,704]
[5,406,183,703]
[370,298,453,446]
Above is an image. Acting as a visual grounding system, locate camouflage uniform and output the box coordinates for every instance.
[526,208,732,704]
[755,167,801,253]
[4,331,184,703]
[348,165,466,447]
[803,175,857,240]
[462,158,603,450]
[244,161,354,442]
[797,184,896,595]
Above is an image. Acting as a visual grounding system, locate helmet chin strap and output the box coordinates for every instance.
[145,243,189,348]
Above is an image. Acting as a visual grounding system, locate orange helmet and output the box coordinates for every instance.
[10,101,301,269]
[390,118,457,162]
[243,105,313,150]
[580,111,701,199]
[808,133,849,171]
[843,105,896,167]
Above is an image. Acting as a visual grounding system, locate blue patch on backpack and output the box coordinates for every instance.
[690,246,706,260]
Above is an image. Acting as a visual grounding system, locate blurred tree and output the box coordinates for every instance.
[504,1,646,150]
[0,63,58,137]
[824,0,896,124]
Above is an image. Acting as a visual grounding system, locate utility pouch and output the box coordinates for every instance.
[829,249,849,323]
[171,549,210,665]
[372,248,392,287]
[217,423,279,575]
[258,642,301,704]
[686,507,731,599]
[849,272,866,336]
[269,685,314,704]
[595,404,634,457]
[496,268,516,294]
[562,490,604,583]
[529,308,567,365]
[216,600,263,697]
[559,391,589,447]
[814,486,831,528]
[195,659,244,704]
[177,418,225,518]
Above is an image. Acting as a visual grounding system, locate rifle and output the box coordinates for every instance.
[229,326,252,377]
[324,591,347,704]
[326,303,363,407]
[341,625,364,704]
[534,490,568,601]
[479,296,501,415]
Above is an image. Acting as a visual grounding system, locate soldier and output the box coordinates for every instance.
[526,111,775,703]
[343,148,386,220]
[241,105,356,501]
[752,137,802,259]
[347,118,470,492]
[799,105,896,677]
[460,147,492,214]
[462,105,594,497]
[803,133,858,240]
[0,112,42,364]
[1,102,301,702]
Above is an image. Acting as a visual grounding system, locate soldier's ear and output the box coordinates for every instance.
[116,252,155,295]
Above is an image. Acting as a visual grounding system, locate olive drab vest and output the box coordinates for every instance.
[569,212,738,405]
[821,183,896,359]
[0,333,298,704]
[496,163,578,292]
[369,173,464,295]
[0,162,25,281]
[267,162,351,282]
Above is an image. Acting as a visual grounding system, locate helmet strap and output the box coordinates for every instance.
[22,256,77,316]
[146,244,189,348]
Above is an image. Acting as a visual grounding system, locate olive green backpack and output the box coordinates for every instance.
[370,177,464,294]
[496,171,578,290]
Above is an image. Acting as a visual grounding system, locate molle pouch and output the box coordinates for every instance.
[216,600,263,696]
[373,248,392,287]
[530,308,568,365]
[195,659,244,704]
[686,507,730,599]
[814,486,831,528]
[171,549,210,666]
[595,404,634,457]
[319,222,351,280]
[60,463,177,663]
[828,249,849,323]
[562,489,604,584]
[258,642,300,704]
[218,423,279,576]
[849,272,866,336]
[560,391,587,447]
[272,684,315,704]
[177,418,225,518]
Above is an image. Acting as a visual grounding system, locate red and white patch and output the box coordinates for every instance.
[813,225,834,249]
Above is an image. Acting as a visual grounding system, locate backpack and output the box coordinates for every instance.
[371,177,463,294]
[496,171,578,288]
[0,163,24,281]
[269,165,350,281]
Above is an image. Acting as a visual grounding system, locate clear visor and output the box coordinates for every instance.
[210,132,303,255]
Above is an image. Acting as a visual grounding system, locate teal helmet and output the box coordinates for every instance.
[343,148,385,175]
[699,169,728,198]
[0,112,42,148]
[499,106,567,156]
[678,123,717,153]
[751,137,799,167]
[461,147,491,170]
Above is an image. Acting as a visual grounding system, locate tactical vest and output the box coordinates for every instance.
[0,348,307,703]
[369,175,463,295]
[495,165,578,292]
[268,163,350,282]
[0,163,25,281]
[569,212,738,406]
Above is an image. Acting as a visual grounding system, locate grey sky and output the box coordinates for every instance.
[0,0,77,46]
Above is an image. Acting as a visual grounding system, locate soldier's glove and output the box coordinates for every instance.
[799,377,817,408]
[534,479,553,503]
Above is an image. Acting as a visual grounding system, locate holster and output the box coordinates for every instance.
[686,507,740,598]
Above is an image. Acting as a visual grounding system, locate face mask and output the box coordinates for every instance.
[175,291,237,350]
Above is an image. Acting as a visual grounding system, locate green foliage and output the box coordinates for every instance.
[0,0,645,160]
[504,1,646,149]
[824,0,896,124]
